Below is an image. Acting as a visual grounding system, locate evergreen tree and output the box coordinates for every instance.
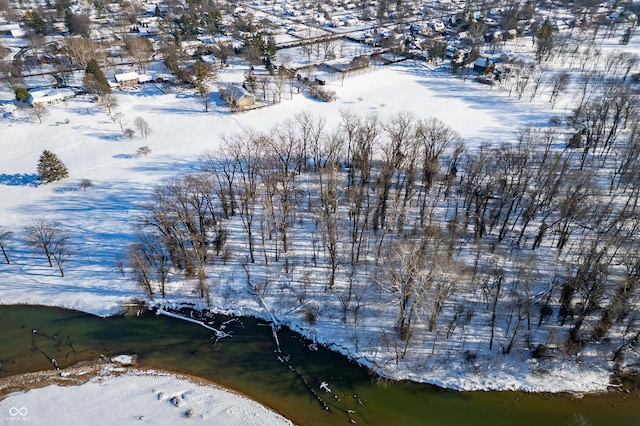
[265,36,277,65]
[24,10,46,34]
[85,58,111,96]
[536,18,554,62]
[37,150,69,183]
[14,87,29,103]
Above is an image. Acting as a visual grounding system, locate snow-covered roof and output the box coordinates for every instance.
[27,88,75,105]
[221,84,255,99]
[115,72,140,82]
[10,28,26,38]
[0,23,20,32]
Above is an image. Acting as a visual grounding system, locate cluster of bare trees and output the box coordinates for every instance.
[0,220,69,277]
[498,39,639,113]
[131,174,227,302]
[242,67,297,106]
[128,108,640,366]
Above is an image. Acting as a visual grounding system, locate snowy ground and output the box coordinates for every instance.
[1,31,638,396]
[0,357,291,425]
[0,60,531,314]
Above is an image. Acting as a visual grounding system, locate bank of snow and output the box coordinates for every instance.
[0,363,291,426]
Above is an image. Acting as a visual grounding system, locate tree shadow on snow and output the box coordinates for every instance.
[94,132,125,142]
[396,63,553,139]
[113,153,136,159]
[0,173,40,187]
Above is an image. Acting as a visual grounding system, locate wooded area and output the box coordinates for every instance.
[130,92,640,367]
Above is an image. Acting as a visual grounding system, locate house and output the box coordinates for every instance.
[221,84,256,110]
[430,20,445,32]
[27,87,75,107]
[446,46,468,64]
[473,57,494,74]
[10,28,26,38]
[152,73,174,83]
[114,72,140,87]
[506,29,518,40]
[138,74,153,84]
[0,22,20,35]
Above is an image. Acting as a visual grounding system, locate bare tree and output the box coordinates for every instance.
[25,219,69,277]
[137,146,152,156]
[0,226,12,264]
[415,116,462,212]
[256,74,271,103]
[343,111,378,266]
[112,112,125,131]
[29,105,50,124]
[191,60,216,112]
[529,64,546,101]
[201,149,238,220]
[129,231,170,298]
[134,116,151,139]
[62,37,95,68]
[312,133,343,289]
[222,130,264,263]
[372,112,415,233]
[512,61,533,99]
[99,93,119,117]
[549,71,570,107]
[78,179,94,191]
[383,240,428,344]
[136,173,225,302]
[124,36,154,73]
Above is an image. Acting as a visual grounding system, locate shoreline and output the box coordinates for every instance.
[0,356,293,425]
[0,302,635,395]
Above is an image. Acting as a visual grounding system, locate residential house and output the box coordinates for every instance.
[27,87,75,107]
[473,57,494,75]
[114,72,140,87]
[221,84,256,110]
[0,22,20,35]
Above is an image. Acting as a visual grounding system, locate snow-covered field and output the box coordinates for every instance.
[0,358,291,425]
[2,29,640,401]
[0,60,530,314]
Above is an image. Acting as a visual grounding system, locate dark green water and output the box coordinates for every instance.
[1,305,639,425]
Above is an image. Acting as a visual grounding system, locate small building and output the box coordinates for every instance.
[0,22,20,35]
[114,72,140,87]
[506,29,518,40]
[152,73,174,83]
[10,28,26,38]
[221,84,256,110]
[446,46,467,64]
[138,74,153,84]
[27,87,75,107]
[473,57,494,75]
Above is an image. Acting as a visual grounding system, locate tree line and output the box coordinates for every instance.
[129,106,640,368]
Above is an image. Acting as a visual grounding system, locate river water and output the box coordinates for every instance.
[0,305,638,425]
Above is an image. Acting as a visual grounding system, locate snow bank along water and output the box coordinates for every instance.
[0,361,292,426]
